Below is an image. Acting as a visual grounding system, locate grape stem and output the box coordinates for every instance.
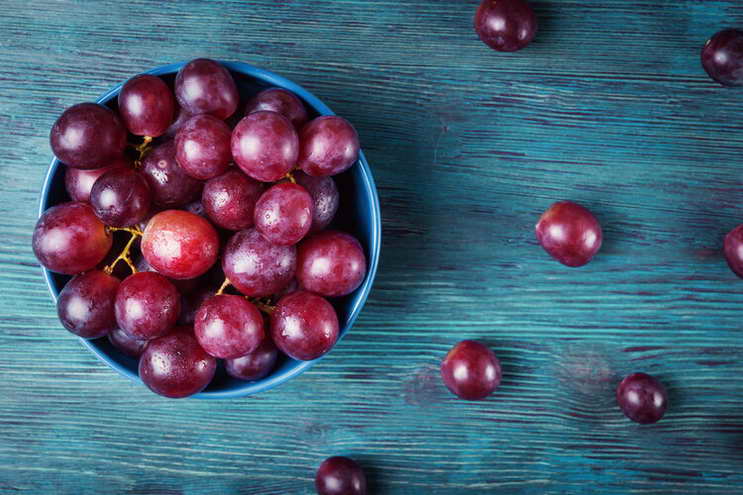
[133,136,153,167]
[250,298,276,315]
[215,277,231,296]
[103,226,143,275]
[285,171,296,184]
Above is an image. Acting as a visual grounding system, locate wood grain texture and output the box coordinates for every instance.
[2,0,743,493]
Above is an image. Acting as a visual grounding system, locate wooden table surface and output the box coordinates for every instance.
[3,0,743,493]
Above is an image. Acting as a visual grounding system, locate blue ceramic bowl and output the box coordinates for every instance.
[39,61,381,399]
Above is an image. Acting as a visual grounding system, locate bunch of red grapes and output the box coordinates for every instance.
[33,58,368,399]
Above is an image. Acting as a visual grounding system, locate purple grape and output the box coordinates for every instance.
[90,168,152,227]
[535,201,602,267]
[616,373,668,424]
[298,116,359,177]
[244,88,308,128]
[270,290,339,361]
[139,331,216,398]
[294,171,339,233]
[315,456,367,495]
[474,0,537,52]
[50,103,127,169]
[163,105,194,139]
[231,111,299,182]
[174,58,238,120]
[194,294,265,359]
[141,210,220,280]
[64,155,130,203]
[33,202,112,275]
[202,169,264,231]
[701,29,743,86]
[140,140,202,207]
[178,286,215,326]
[222,228,296,297]
[296,231,366,297]
[114,271,181,340]
[118,74,175,137]
[440,340,501,400]
[108,327,149,358]
[225,338,279,381]
[57,270,119,338]
[254,182,313,246]
[175,114,232,180]
[724,224,743,278]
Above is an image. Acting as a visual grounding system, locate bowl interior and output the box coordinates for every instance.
[40,61,381,399]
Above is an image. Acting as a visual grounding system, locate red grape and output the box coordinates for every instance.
[90,168,152,227]
[298,116,359,177]
[224,338,279,381]
[701,29,743,86]
[141,210,220,279]
[57,270,119,338]
[64,155,130,203]
[174,58,238,120]
[175,114,232,180]
[535,201,602,267]
[724,224,743,278]
[139,331,216,398]
[194,294,265,359]
[270,290,339,361]
[114,271,180,340]
[315,456,367,495]
[440,340,501,400]
[254,182,313,246]
[296,231,366,297]
[108,327,149,358]
[231,111,299,182]
[202,169,264,231]
[294,171,339,233]
[118,74,175,137]
[222,228,296,297]
[50,103,127,169]
[140,140,202,207]
[33,202,112,275]
[474,0,537,52]
[244,88,308,128]
[616,373,668,424]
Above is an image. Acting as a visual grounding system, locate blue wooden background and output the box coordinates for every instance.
[2,0,743,493]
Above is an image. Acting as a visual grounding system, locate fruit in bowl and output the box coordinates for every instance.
[36,59,380,399]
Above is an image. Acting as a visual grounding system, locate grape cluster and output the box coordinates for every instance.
[34,58,368,399]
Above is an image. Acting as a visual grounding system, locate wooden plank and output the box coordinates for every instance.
[2,0,743,493]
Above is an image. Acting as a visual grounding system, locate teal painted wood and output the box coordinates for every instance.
[2,0,743,493]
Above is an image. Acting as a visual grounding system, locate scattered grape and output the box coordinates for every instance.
[474,0,537,52]
[616,373,668,424]
[535,201,602,267]
[701,29,743,86]
[440,340,501,400]
[315,456,367,495]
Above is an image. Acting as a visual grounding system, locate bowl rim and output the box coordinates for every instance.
[38,60,381,399]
